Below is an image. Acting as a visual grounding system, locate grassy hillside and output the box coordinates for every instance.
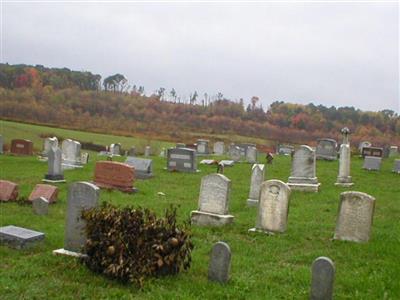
[0,121,399,299]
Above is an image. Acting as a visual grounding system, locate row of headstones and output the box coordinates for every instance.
[0,180,58,215]
[191,172,375,243]
[362,156,400,173]
[100,143,153,157]
[209,242,335,299]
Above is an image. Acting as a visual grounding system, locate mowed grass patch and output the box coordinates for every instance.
[0,122,399,299]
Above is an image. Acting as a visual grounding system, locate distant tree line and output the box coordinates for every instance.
[0,63,398,147]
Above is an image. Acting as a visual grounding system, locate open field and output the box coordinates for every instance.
[0,121,399,299]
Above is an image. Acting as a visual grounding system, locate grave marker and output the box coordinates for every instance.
[249,180,291,234]
[310,257,335,300]
[247,164,265,206]
[208,241,231,284]
[393,159,400,173]
[94,161,137,193]
[197,139,210,155]
[0,180,18,201]
[0,225,45,249]
[62,139,82,168]
[246,146,258,163]
[389,146,398,157]
[53,182,100,256]
[125,157,153,179]
[32,197,49,215]
[334,191,375,243]
[43,147,65,183]
[28,184,58,203]
[362,156,382,171]
[361,146,383,158]
[191,174,234,226]
[316,138,337,160]
[287,145,320,192]
[336,127,353,187]
[144,145,151,157]
[10,139,33,156]
[167,147,198,173]
[213,142,225,155]
[42,137,58,157]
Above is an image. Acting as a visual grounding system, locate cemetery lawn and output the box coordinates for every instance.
[0,121,399,299]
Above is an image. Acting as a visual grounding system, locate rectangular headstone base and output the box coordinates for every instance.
[248,227,276,235]
[53,248,88,258]
[246,199,258,207]
[335,182,354,187]
[287,182,320,192]
[191,211,234,226]
[93,182,138,193]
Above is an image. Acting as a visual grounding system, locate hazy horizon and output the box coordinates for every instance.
[2,1,399,113]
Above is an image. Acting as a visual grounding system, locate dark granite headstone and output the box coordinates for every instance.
[310,257,335,300]
[208,241,231,283]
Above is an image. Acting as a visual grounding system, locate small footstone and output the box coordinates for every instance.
[208,241,231,283]
[32,197,49,215]
[310,257,335,300]
[0,225,45,249]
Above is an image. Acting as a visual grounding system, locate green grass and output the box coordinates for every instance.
[0,120,399,299]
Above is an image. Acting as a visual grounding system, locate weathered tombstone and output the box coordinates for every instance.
[191,174,234,226]
[389,146,398,157]
[167,147,198,173]
[287,145,320,192]
[217,162,224,174]
[358,141,371,153]
[229,145,241,162]
[0,135,3,154]
[32,197,49,215]
[128,146,136,156]
[159,148,166,157]
[62,139,82,167]
[0,225,45,249]
[219,160,235,167]
[197,139,210,155]
[316,138,337,160]
[94,161,137,192]
[43,147,65,183]
[208,242,231,284]
[249,180,291,234]
[53,182,100,256]
[362,156,382,171]
[334,191,375,243]
[80,152,89,164]
[144,145,151,157]
[246,146,257,163]
[42,137,58,157]
[336,128,353,187]
[29,184,58,203]
[10,139,33,156]
[393,159,400,173]
[213,142,225,155]
[361,146,383,158]
[310,257,335,300]
[0,180,18,201]
[278,144,294,156]
[247,164,265,206]
[125,157,153,179]
[109,143,121,156]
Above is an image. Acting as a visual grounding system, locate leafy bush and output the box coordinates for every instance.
[81,203,194,287]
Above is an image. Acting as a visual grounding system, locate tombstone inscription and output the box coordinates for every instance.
[10,139,33,156]
[191,174,234,226]
[287,145,320,192]
[334,191,375,243]
[249,180,291,234]
[167,147,198,173]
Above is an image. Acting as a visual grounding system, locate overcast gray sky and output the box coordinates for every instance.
[2,1,399,112]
